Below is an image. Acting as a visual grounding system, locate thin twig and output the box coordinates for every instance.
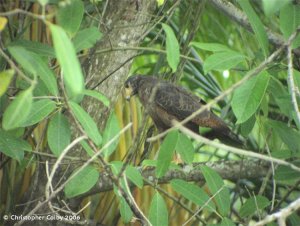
[175,122,300,172]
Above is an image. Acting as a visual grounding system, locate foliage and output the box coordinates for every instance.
[0,0,300,226]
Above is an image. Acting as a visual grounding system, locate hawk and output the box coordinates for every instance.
[124,75,240,143]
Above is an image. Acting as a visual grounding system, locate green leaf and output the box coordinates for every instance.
[0,69,14,97]
[203,51,246,74]
[156,130,179,178]
[220,218,236,226]
[8,46,58,95]
[162,23,180,73]
[239,195,270,217]
[262,0,292,16]
[22,99,56,126]
[238,0,269,57]
[80,140,94,157]
[232,71,270,124]
[2,87,33,130]
[149,192,168,226]
[64,165,99,198]
[0,129,31,162]
[280,3,300,49]
[83,89,110,107]
[275,166,300,181]
[190,42,230,52]
[9,40,55,58]
[175,133,194,164]
[200,166,230,216]
[69,101,102,146]
[73,27,102,52]
[171,179,215,211]
[269,120,300,152]
[50,24,84,99]
[120,197,133,223]
[47,112,71,156]
[125,165,143,189]
[240,114,256,136]
[102,113,120,156]
[57,0,84,37]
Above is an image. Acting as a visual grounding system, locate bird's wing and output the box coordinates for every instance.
[154,83,229,131]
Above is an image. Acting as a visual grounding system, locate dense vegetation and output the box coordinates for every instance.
[0,0,300,225]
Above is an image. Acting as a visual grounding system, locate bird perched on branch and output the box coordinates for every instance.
[124,75,241,144]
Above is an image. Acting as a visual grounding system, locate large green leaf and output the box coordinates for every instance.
[69,101,102,146]
[162,23,180,72]
[203,51,246,74]
[64,165,99,198]
[2,87,33,130]
[22,99,56,126]
[232,71,270,124]
[47,112,71,156]
[57,0,84,37]
[0,129,31,162]
[0,69,14,97]
[156,130,179,178]
[73,27,102,52]
[238,0,269,57]
[200,166,230,216]
[190,42,230,52]
[171,179,215,211]
[149,192,168,226]
[239,195,270,217]
[280,3,300,48]
[50,24,84,99]
[175,132,194,164]
[8,46,58,95]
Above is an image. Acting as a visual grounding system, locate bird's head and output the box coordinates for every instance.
[124,75,142,101]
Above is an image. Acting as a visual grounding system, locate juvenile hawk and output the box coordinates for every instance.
[124,75,240,143]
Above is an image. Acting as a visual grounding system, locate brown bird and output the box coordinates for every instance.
[124,75,240,144]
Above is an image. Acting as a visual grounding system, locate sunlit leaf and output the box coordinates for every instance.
[50,24,84,99]
[262,0,292,16]
[162,23,180,72]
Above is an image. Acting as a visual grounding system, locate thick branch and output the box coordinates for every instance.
[79,160,269,196]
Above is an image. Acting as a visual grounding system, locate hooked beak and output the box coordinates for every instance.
[124,87,133,101]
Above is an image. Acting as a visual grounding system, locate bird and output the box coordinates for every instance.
[124,75,241,144]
